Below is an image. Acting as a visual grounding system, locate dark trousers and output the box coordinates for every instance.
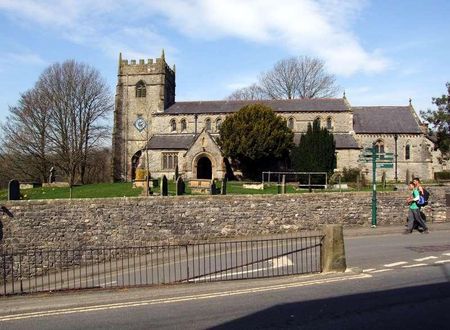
[407,209,428,232]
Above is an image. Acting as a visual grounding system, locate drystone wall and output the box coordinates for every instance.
[0,187,447,250]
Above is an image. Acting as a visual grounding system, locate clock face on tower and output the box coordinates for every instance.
[134,117,147,132]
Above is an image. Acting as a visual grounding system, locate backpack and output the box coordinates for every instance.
[417,188,430,207]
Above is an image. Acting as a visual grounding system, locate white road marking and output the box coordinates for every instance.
[371,269,393,273]
[414,256,437,262]
[0,273,372,322]
[434,259,450,264]
[442,253,450,256]
[384,261,408,267]
[402,263,427,268]
[362,268,376,273]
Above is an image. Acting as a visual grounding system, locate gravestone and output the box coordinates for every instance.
[210,180,219,195]
[405,169,410,184]
[281,175,286,194]
[176,177,185,196]
[221,176,227,195]
[8,179,20,200]
[161,175,168,196]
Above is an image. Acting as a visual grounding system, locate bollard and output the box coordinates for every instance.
[321,224,347,272]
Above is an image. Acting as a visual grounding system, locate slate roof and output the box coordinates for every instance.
[162,98,350,115]
[294,133,360,149]
[145,134,196,150]
[353,106,422,134]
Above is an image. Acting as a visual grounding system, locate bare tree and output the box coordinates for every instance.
[38,60,113,185]
[227,56,339,100]
[227,83,266,101]
[0,60,113,187]
[0,88,51,182]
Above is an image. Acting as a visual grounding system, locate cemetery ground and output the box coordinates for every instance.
[0,181,399,201]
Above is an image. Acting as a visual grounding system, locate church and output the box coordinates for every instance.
[112,51,444,183]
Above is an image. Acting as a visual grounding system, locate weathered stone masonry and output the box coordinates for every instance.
[0,187,447,250]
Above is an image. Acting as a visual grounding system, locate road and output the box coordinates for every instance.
[0,227,449,329]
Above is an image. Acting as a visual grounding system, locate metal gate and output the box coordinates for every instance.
[1,235,323,296]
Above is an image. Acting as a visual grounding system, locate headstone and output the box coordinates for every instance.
[210,180,219,195]
[381,172,386,188]
[176,176,185,196]
[161,175,168,196]
[8,179,20,200]
[221,176,227,195]
[48,167,56,184]
[405,169,410,184]
[281,175,286,194]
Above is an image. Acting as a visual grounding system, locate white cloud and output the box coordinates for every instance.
[0,0,388,75]
[151,0,388,75]
[0,52,47,72]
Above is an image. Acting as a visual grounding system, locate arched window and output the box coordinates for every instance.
[181,118,187,132]
[216,118,222,131]
[135,81,146,98]
[170,119,176,132]
[315,117,321,127]
[374,139,385,159]
[205,118,211,131]
[405,144,411,160]
[287,117,294,130]
[326,117,333,130]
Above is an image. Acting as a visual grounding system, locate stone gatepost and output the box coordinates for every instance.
[321,224,347,272]
[221,177,227,195]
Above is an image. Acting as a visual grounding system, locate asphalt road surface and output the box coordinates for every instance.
[0,228,449,329]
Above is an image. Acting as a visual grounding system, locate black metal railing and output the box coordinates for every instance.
[0,235,323,296]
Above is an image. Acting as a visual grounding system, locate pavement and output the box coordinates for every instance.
[343,221,450,237]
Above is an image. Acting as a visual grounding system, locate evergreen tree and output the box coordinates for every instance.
[217,104,294,180]
[291,119,336,173]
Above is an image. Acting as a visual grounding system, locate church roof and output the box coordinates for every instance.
[145,134,196,150]
[353,106,422,134]
[162,98,350,115]
[294,133,360,149]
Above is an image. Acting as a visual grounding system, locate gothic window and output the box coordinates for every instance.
[181,118,187,132]
[405,144,411,160]
[287,117,294,130]
[374,139,385,159]
[216,118,222,131]
[205,118,211,131]
[135,81,146,98]
[162,153,178,170]
[315,117,321,127]
[326,117,333,130]
[170,119,177,132]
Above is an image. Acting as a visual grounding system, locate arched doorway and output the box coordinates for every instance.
[131,150,142,181]
[197,156,212,179]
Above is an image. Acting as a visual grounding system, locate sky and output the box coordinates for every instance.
[0,0,449,123]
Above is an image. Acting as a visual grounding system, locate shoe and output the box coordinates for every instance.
[422,229,429,234]
[403,230,412,234]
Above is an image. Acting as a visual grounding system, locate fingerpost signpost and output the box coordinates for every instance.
[359,147,394,228]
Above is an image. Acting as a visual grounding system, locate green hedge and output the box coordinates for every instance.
[434,171,450,180]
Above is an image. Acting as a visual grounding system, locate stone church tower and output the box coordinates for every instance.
[112,51,175,181]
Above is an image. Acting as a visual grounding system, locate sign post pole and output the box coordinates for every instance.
[371,146,377,228]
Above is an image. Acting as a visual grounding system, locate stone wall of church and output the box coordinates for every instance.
[1,187,447,250]
[151,111,353,135]
[355,133,435,181]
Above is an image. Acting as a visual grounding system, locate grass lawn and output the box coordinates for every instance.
[0,183,143,200]
[0,181,397,201]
